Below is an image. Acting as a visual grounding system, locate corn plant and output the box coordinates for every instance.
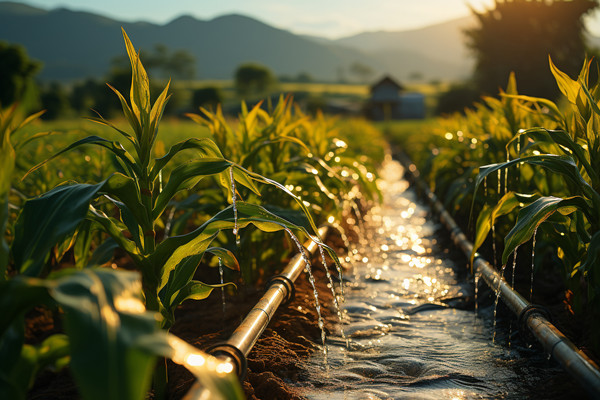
[0,267,244,400]
[0,105,47,278]
[470,58,600,342]
[15,28,337,326]
[4,29,343,398]
[186,98,377,281]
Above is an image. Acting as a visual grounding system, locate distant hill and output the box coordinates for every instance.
[333,16,478,81]
[0,1,479,83]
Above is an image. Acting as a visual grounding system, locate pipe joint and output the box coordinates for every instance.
[518,304,553,342]
[206,343,248,380]
[267,274,296,306]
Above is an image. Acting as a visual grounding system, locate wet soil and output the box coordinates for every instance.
[25,233,345,400]
[167,246,341,400]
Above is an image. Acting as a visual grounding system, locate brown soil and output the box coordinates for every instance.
[167,245,340,400]
[26,232,345,400]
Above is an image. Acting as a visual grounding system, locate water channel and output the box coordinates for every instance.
[295,158,586,400]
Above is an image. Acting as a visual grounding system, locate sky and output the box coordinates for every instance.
[7,0,600,38]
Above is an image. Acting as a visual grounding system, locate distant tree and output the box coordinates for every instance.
[40,82,71,120]
[408,71,424,81]
[349,62,374,83]
[435,83,480,116]
[465,0,598,99]
[234,63,275,96]
[191,86,222,110]
[0,41,41,107]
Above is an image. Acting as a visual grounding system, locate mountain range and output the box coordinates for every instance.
[0,2,484,83]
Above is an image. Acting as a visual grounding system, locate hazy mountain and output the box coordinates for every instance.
[334,16,478,81]
[0,1,477,83]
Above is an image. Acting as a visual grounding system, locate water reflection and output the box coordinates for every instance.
[296,159,580,400]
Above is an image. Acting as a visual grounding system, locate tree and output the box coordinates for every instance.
[234,63,275,97]
[0,41,41,107]
[191,86,222,110]
[40,82,71,120]
[465,0,598,99]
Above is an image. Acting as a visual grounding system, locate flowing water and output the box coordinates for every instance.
[296,159,584,400]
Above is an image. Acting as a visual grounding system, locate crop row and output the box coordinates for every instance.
[0,29,382,399]
[392,57,600,355]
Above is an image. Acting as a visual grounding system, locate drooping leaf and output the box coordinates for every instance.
[206,247,239,271]
[471,191,523,265]
[169,280,235,309]
[22,136,140,181]
[12,182,105,276]
[502,196,590,264]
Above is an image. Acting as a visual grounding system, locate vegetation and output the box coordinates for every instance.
[0,41,41,110]
[0,26,383,399]
[465,0,598,99]
[391,57,600,354]
[234,63,277,98]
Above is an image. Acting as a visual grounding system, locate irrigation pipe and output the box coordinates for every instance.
[178,225,329,398]
[396,152,600,398]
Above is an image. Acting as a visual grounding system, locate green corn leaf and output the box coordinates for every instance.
[472,154,594,223]
[471,191,527,265]
[206,247,239,271]
[6,334,70,397]
[87,206,141,263]
[22,135,140,182]
[549,56,581,105]
[502,94,564,125]
[153,158,232,219]
[102,195,143,250]
[122,28,150,127]
[105,83,140,143]
[169,281,235,310]
[49,268,171,400]
[101,172,149,230]
[158,231,219,300]
[513,128,597,183]
[231,164,261,196]
[73,220,95,269]
[502,196,590,264]
[86,239,120,268]
[150,138,224,181]
[12,182,105,276]
[148,80,171,149]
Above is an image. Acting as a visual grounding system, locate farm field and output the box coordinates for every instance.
[4,1,600,398]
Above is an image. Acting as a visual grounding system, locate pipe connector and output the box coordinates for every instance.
[206,343,248,380]
[267,274,296,306]
[518,304,553,342]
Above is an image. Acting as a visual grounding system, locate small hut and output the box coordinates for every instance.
[366,75,425,120]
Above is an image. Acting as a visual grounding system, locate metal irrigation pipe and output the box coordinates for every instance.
[397,152,600,398]
[205,226,330,379]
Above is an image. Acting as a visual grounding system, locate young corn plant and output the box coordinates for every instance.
[0,108,242,400]
[16,28,336,328]
[470,57,600,333]
[187,98,376,281]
